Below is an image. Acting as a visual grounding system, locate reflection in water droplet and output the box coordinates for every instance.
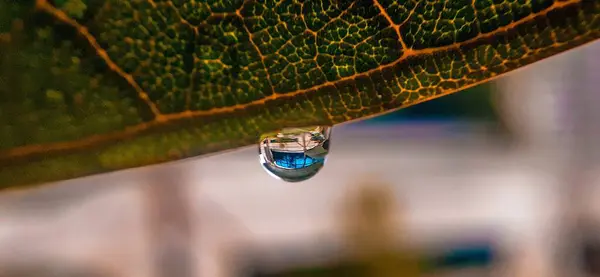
[258,126,332,182]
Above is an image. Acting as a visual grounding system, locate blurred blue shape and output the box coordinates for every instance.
[426,244,495,270]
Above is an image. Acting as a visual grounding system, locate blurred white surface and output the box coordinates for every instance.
[0,127,576,277]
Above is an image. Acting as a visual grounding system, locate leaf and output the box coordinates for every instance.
[0,0,598,190]
[59,0,88,19]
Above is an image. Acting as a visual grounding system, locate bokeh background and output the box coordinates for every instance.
[0,41,599,277]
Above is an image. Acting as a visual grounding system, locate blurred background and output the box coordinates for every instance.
[0,41,599,277]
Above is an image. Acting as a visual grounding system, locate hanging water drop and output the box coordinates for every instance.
[258,126,332,182]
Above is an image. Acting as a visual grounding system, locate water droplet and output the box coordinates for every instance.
[258,126,332,182]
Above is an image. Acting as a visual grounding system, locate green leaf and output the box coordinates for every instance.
[0,0,598,190]
[60,0,87,19]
